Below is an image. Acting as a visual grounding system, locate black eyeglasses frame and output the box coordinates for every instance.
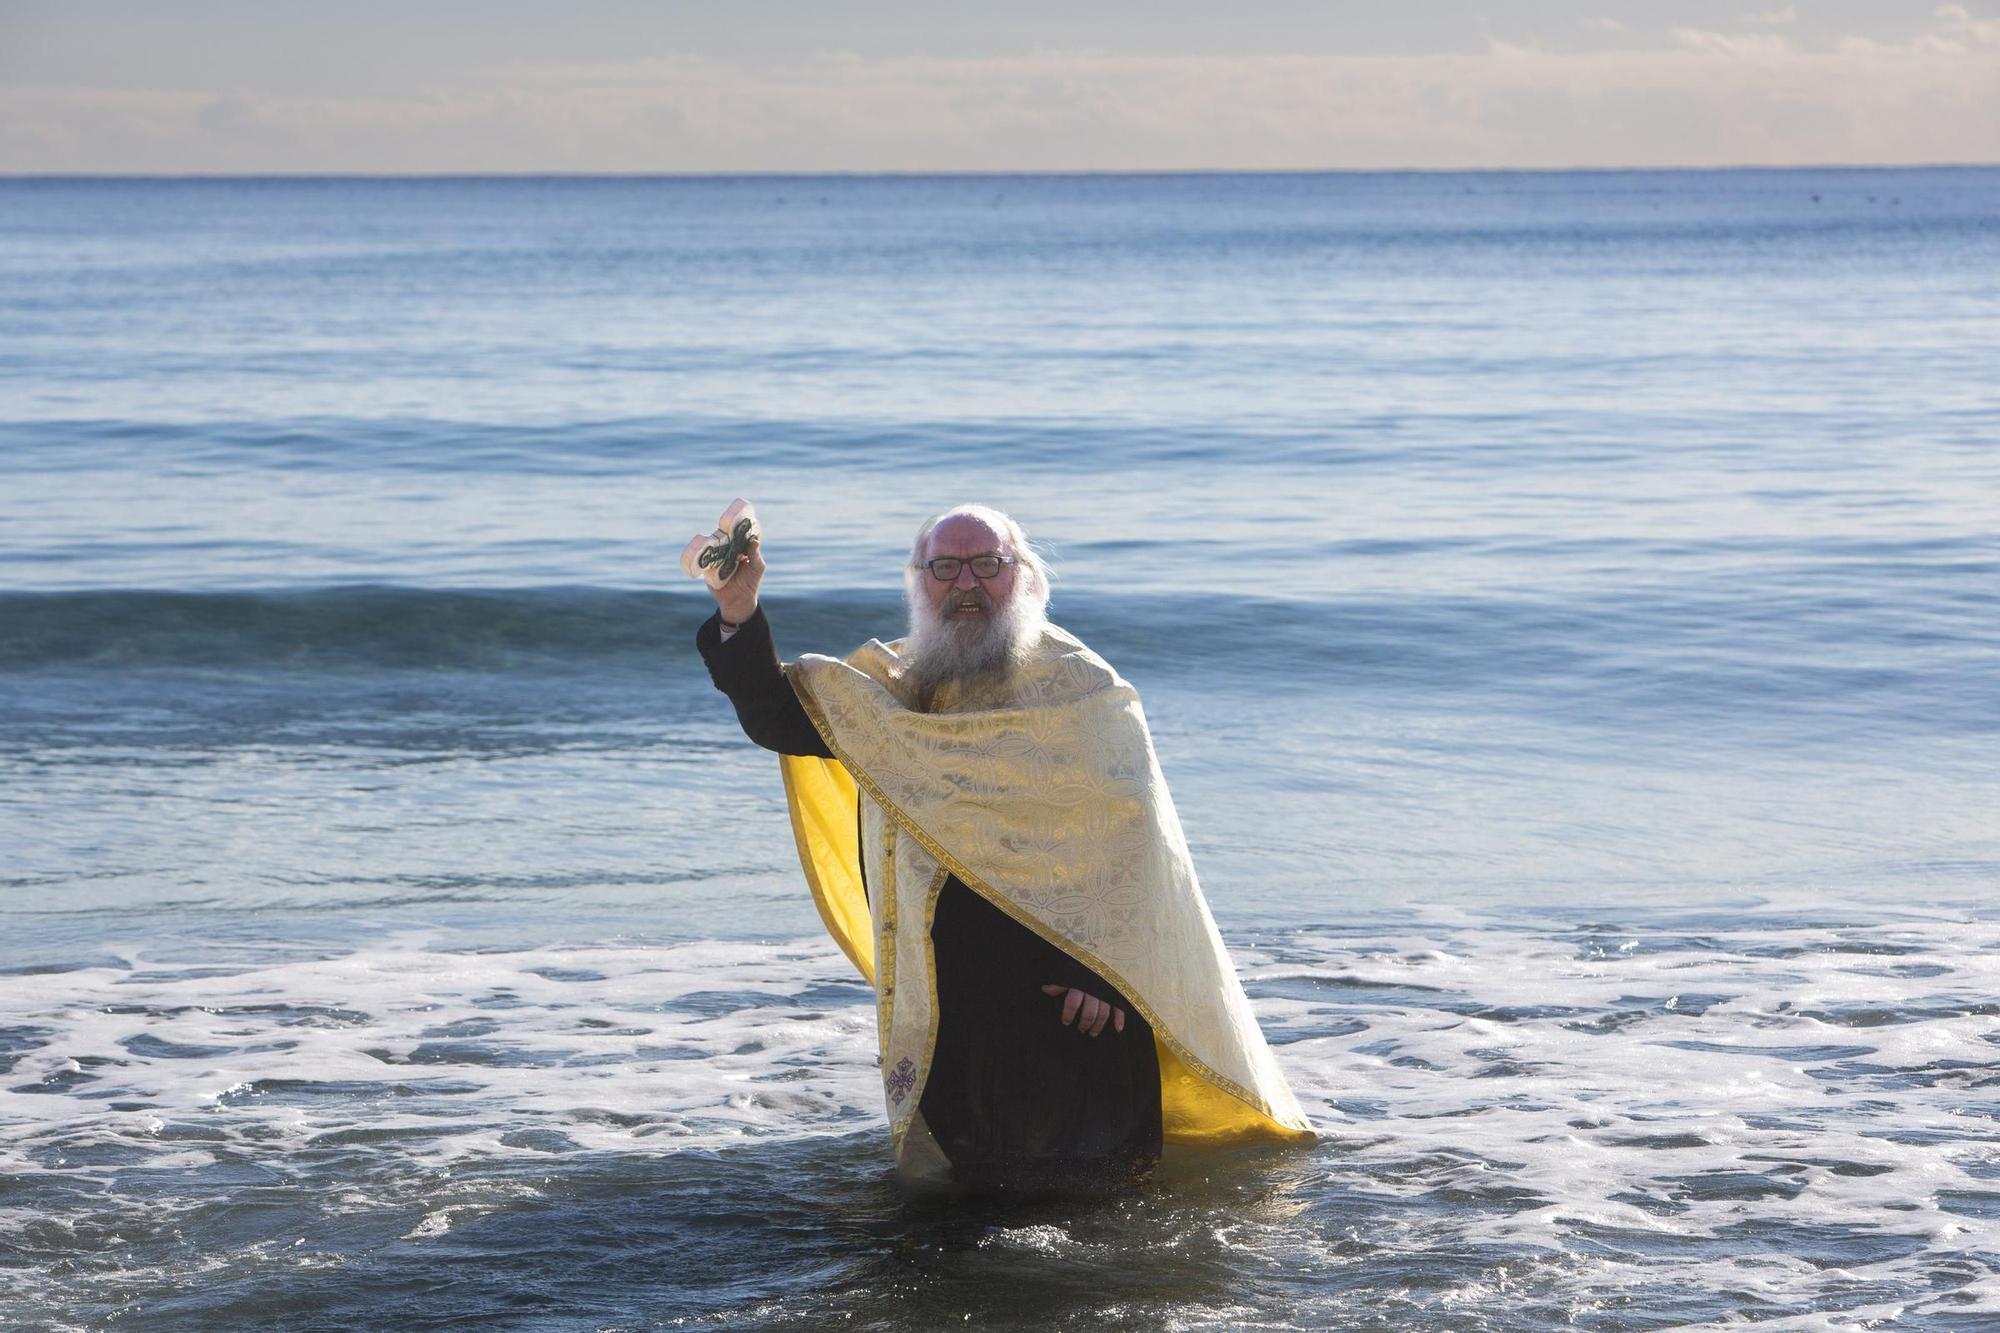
[918,553,1019,582]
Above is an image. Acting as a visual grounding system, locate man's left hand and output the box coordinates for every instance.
[1041,983,1126,1037]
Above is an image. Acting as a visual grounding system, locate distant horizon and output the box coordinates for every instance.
[7,2,1998,175]
[6,160,1997,181]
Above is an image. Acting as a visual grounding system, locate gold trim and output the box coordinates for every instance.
[876,816,902,1087]
[886,862,950,1154]
[909,862,948,1123]
[786,662,1310,1141]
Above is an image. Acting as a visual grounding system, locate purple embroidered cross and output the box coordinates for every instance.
[885,1056,917,1105]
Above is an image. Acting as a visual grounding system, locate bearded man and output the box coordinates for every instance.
[696,504,1311,1190]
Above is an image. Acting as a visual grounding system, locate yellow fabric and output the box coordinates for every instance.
[778,753,873,987]
[1156,1043,1294,1145]
[778,624,1315,1150]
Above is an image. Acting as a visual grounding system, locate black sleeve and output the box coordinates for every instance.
[695,605,835,759]
[935,881,1130,1004]
[999,892,1124,998]
[1041,936,1124,1000]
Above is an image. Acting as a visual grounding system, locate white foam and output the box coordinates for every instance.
[1235,906,2000,1320]
[0,933,883,1185]
[2,907,1995,1321]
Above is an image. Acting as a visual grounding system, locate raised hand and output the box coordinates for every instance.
[713,535,764,625]
[1041,983,1126,1038]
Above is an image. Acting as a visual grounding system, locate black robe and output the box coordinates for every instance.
[697,606,1161,1186]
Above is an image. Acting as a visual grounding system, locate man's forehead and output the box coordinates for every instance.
[925,513,1008,555]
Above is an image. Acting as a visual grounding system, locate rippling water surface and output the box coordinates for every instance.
[2,170,1996,1328]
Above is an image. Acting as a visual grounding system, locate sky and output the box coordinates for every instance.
[2,1,1996,173]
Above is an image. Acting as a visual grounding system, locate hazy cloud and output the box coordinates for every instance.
[1925,3,2000,49]
[4,8,1998,172]
[1668,29,1794,58]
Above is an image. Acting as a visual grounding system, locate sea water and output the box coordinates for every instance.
[1,170,1996,1329]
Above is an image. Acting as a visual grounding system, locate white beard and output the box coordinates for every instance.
[900,585,1047,702]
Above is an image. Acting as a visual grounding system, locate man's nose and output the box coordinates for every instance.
[952,563,979,590]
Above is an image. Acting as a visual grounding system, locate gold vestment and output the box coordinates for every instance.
[778,623,1315,1167]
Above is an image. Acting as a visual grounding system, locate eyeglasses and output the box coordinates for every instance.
[918,553,1018,581]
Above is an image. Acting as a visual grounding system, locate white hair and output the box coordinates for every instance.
[903,503,1052,613]
[899,504,1052,698]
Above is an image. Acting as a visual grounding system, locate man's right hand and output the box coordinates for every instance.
[713,535,764,624]
[1041,983,1126,1038]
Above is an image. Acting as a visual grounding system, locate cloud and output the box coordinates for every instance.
[1927,3,2000,48]
[1669,29,1794,58]
[5,14,1999,172]
[1740,6,1798,26]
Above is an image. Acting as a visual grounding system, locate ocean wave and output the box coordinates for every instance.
[0,414,1447,476]
[0,586,732,671]
[3,582,1995,740]
[2,905,1995,1328]
[0,577,1947,672]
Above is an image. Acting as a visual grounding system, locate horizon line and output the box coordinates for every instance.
[4,161,1997,183]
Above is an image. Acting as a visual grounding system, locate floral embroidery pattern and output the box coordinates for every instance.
[885,1056,918,1105]
[796,624,1312,1140]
